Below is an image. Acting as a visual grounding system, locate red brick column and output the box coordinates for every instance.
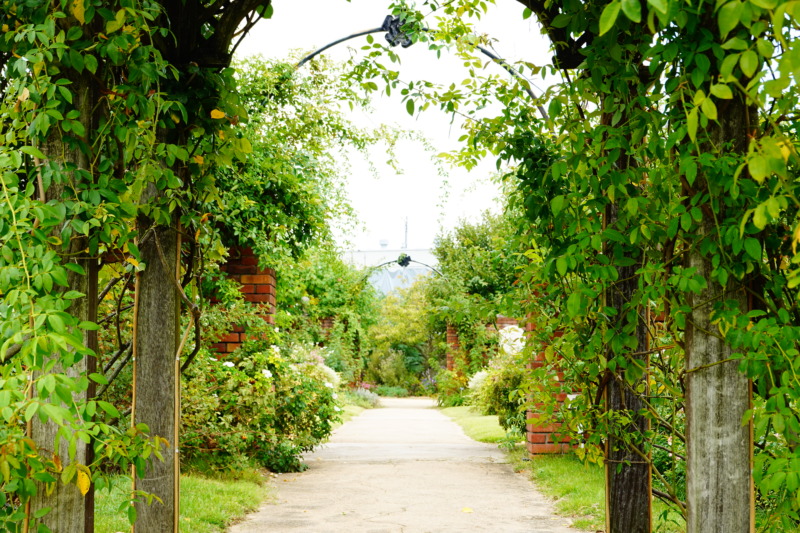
[211,246,276,356]
[446,324,460,371]
[525,327,572,455]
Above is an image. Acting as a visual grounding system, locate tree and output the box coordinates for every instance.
[0,0,277,530]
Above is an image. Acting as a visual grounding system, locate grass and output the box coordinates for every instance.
[95,471,271,533]
[440,405,510,443]
[506,447,687,532]
[508,446,605,530]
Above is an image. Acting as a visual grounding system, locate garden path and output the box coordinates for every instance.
[228,397,574,533]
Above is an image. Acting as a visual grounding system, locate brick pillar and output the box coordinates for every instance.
[211,246,276,356]
[524,326,572,454]
[446,324,460,371]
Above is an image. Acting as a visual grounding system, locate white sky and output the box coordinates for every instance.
[235,0,551,252]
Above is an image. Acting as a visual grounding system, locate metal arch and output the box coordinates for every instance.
[294,15,548,120]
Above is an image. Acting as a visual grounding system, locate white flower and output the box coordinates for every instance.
[270,345,280,355]
[332,392,338,399]
[334,406,341,412]
[222,361,235,368]
[499,325,525,355]
[261,369,273,379]
[324,382,334,388]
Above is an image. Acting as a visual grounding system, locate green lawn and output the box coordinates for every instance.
[95,473,271,533]
[440,405,509,443]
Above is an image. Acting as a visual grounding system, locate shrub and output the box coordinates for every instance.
[469,335,527,433]
[343,388,381,408]
[181,341,340,473]
[435,368,469,407]
[374,385,409,397]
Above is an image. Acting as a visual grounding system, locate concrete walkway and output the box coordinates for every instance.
[229,397,575,533]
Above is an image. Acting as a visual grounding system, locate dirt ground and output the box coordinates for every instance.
[228,397,575,533]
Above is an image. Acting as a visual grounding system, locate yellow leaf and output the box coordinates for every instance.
[793,224,800,255]
[77,469,90,496]
[778,141,792,162]
[53,454,62,472]
[210,109,225,119]
[126,256,139,267]
[461,507,473,513]
[71,0,85,24]
[193,155,204,165]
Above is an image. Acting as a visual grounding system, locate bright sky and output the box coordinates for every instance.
[236,0,550,252]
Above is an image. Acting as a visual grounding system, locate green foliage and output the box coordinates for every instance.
[207,56,372,265]
[468,347,527,434]
[276,247,380,384]
[374,385,410,397]
[181,342,340,474]
[434,368,469,407]
[367,280,443,393]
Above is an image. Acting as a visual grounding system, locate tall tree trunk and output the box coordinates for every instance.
[605,204,651,533]
[684,97,753,533]
[29,72,98,533]
[133,206,181,532]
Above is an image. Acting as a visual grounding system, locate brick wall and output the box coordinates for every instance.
[524,327,572,455]
[445,324,460,371]
[211,246,276,356]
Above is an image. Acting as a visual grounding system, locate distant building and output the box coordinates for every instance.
[342,248,438,294]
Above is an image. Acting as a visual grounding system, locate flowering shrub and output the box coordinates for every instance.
[343,387,380,408]
[469,331,527,433]
[181,341,340,473]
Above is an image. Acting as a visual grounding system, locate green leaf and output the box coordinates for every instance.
[744,237,761,261]
[567,291,583,318]
[773,413,786,433]
[701,98,718,120]
[752,205,767,229]
[556,256,568,276]
[89,373,108,385]
[551,13,571,28]
[84,54,98,74]
[740,50,759,78]
[756,38,775,59]
[25,402,38,422]
[599,1,622,36]
[718,1,743,39]
[748,155,769,183]
[710,83,733,99]
[647,0,668,14]
[20,146,46,159]
[621,0,642,22]
[47,314,66,334]
[405,99,415,116]
[687,108,699,142]
[550,195,565,215]
[97,401,120,418]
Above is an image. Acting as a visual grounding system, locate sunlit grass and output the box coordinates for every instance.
[440,405,509,443]
[95,472,271,533]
